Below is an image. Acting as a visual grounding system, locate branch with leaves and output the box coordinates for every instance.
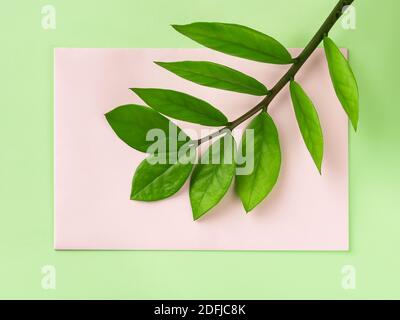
[106,0,358,220]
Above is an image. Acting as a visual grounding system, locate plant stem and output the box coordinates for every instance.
[197,0,354,145]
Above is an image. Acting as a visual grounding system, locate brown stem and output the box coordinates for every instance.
[197,0,354,145]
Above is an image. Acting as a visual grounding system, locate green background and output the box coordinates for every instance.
[1,0,399,299]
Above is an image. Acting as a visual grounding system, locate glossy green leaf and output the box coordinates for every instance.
[190,133,236,220]
[155,61,268,96]
[131,151,195,201]
[172,22,293,64]
[290,80,324,173]
[235,112,281,213]
[105,104,189,153]
[323,36,359,130]
[131,88,228,127]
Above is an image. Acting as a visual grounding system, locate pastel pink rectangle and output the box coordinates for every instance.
[54,48,348,250]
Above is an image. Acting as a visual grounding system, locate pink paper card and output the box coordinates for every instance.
[54,48,348,250]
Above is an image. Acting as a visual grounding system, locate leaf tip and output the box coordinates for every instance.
[104,110,113,122]
[242,202,253,214]
[192,210,204,221]
[129,87,141,96]
[171,24,183,32]
[154,61,166,67]
[130,185,140,200]
[154,61,169,70]
[191,202,211,221]
[314,159,322,175]
[130,193,138,201]
[351,119,358,132]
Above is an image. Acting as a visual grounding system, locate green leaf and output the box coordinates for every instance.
[290,80,324,173]
[131,151,195,201]
[172,22,293,64]
[105,104,189,153]
[190,133,236,220]
[323,36,359,130]
[235,112,281,213]
[155,61,268,96]
[131,88,228,127]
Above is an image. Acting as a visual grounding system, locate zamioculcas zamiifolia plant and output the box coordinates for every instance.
[106,0,358,221]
